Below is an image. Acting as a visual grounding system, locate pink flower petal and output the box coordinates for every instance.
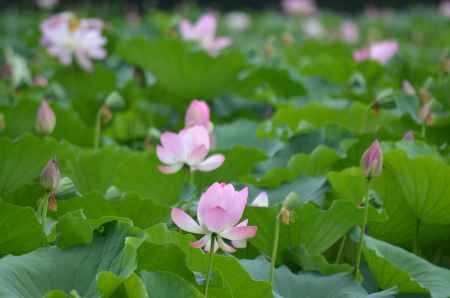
[195,154,224,172]
[217,237,236,253]
[251,192,269,207]
[190,234,210,249]
[221,225,257,241]
[187,145,209,165]
[158,164,183,174]
[156,145,176,164]
[185,99,211,128]
[171,208,203,234]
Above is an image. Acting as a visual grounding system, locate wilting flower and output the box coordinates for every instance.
[340,21,359,43]
[403,131,415,141]
[282,0,317,15]
[225,12,251,31]
[36,100,56,135]
[361,140,383,179]
[171,182,257,253]
[179,13,232,55]
[40,12,107,71]
[353,40,399,64]
[303,18,324,38]
[402,80,416,96]
[185,100,213,132]
[157,125,224,174]
[440,1,450,17]
[35,0,58,8]
[40,158,61,191]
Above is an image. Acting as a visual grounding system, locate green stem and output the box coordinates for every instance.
[270,214,281,285]
[189,170,197,199]
[38,193,49,234]
[421,125,426,139]
[335,235,347,264]
[94,108,103,149]
[204,234,216,298]
[354,181,371,280]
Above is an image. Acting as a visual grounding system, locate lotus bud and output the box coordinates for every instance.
[40,158,61,192]
[105,91,125,110]
[419,88,431,104]
[279,192,299,225]
[360,140,383,179]
[100,105,113,124]
[282,33,294,46]
[185,100,211,129]
[48,193,58,212]
[402,131,415,141]
[419,102,433,126]
[35,100,56,136]
[402,80,416,96]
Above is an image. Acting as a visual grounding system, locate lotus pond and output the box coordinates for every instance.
[1,1,450,297]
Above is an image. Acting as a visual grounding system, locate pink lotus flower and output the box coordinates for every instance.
[40,13,107,71]
[282,0,317,15]
[303,18,324,38]
[353,40,399,65]
[36,100,56,135]
[361,140,383,179]
[171,182,257,253]
[185,100,213,131]
[179,13,232,55]
[340,21,359,43]
[440,1,450,17]
[157,125,224,174]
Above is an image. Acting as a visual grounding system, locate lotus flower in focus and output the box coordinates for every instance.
[171,182,257,253]
[157,125,224,174]
[282,0,317,15]
[179,13,232,55]
[353,40,399,64]
[40,12,107,71]
[361,140,383,179]
[36,100,56,135]
[340,21,359,43]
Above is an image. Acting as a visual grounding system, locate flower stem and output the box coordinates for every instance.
[270,214,281,285]
[38,193,49,234]
[354,179,371,280]
[421,124,427,139]
[335,235,347,264]
[94,107,103,149]
[204,234,216,298]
